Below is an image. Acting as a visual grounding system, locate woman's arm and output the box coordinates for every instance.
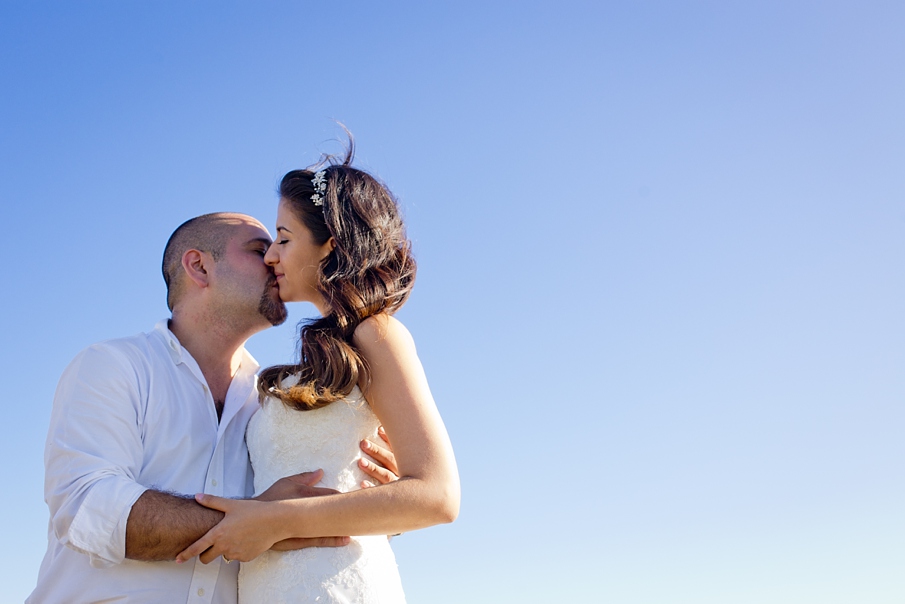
[177,314,459,564]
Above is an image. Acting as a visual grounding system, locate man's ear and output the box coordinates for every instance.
[182,249,211,288]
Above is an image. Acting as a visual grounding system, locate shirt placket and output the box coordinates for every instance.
[186,437,227,604]
[185,376,229,604]
[186,559,221,604]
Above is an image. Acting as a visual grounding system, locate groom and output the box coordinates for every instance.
[28,213,396,604]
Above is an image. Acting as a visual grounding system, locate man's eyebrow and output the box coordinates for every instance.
[246,237,273,247]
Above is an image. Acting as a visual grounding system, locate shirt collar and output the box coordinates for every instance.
[154,319,184,364]
[152,319,260,377]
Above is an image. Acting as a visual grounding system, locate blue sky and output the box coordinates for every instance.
[2,2,904,602]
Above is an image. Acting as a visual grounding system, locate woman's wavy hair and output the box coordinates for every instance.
[257,139,416,410]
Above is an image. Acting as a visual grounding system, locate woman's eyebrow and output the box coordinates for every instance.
[276,226,292,234]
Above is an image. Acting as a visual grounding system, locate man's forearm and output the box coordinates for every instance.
[125,490,224,561]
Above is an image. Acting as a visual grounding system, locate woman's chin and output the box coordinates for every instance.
[278,291,305,304]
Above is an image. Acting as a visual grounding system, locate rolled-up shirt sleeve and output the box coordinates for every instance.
[44,344,149,568]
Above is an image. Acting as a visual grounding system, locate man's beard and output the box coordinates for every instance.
[258,278,288,326]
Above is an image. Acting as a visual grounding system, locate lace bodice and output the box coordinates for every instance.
[248,387,378,495]
[239,387,405,603]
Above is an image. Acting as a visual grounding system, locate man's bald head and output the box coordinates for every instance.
[161,212,265,310]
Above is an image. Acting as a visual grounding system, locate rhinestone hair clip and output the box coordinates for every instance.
[311,170,327,207]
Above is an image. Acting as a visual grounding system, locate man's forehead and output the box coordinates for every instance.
[215,212,264,229]
[217,214,271,242]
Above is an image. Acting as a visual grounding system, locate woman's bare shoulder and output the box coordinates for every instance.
[353,313,415,354]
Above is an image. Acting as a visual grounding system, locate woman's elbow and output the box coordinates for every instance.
[437,499,459,524]
[430,480,460,525]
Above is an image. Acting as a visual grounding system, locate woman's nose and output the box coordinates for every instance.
[264,242,278,265]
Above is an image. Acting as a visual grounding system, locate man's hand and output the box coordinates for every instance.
[358,426,399,488]
[262,474,351,550]
[270,536,351,551]
[253,470,350,552]
[237,426,400,555]
[255,469,339,502]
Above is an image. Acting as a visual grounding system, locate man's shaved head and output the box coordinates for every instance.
[162,212,265,310]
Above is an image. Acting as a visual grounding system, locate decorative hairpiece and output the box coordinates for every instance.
[311,170,327,206]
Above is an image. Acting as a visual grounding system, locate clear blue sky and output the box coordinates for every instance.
[2,2,904,602]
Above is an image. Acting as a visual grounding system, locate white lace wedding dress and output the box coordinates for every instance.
[240,386,406,603]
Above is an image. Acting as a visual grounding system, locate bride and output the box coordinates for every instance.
[176,139,460,602]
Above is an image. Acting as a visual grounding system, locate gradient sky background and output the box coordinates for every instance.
[2,2,904,602]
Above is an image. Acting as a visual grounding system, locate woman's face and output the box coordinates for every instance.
[264,199,334,308]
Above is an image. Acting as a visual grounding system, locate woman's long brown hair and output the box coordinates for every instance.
[257,140,416,410]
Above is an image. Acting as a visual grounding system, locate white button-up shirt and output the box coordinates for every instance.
[28,321,260,604]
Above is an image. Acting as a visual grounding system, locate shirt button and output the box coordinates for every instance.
[197,588,204,596]
[211,479,218,486]
[169,340,177,350]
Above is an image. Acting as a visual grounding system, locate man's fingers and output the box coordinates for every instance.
[359,438,399,477]
[296,485,341,497]
[271,536,351,551]
[256,470,331,501]
[358,426,399,485]
[313,536,351,548]
[289,469,324,486]
[361,480,376,489]
[361,438,397,472]
[358,456,397,485]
